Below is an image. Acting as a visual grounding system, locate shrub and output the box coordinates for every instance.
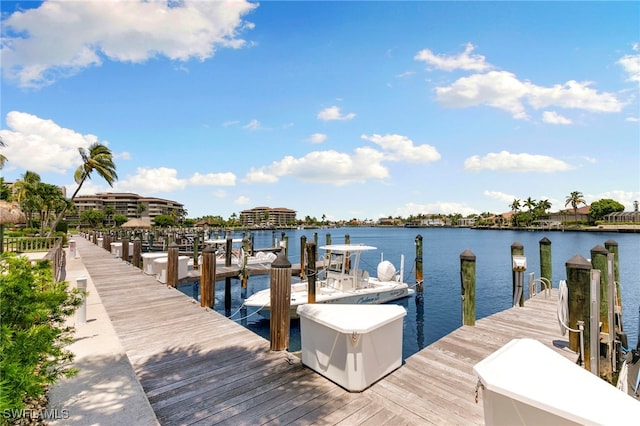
[0,253,83,419]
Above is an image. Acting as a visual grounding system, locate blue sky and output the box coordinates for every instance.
[1,1,638,221]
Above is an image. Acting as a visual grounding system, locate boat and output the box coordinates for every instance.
[202,238,277,267]
[243,244,414,319]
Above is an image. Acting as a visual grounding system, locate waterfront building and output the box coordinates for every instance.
[67,192,185,225]
[239,206,296,228]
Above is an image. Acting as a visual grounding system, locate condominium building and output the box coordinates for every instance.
[239,206,297,227]
[67,192,185,224]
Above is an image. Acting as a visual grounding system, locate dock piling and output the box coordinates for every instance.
[307,241,316,304]
[460,249,476,326]
[539,237,552,293]
[299,236,307,280]
[121,237,129,262]
[270,252,291,351]
[167,242,178,288]
[201,246,215,308]
[566,254,593,370]
[415,234,423,293]
[192,235,199,270]
[511,241,525,307]
[132,238,141,268]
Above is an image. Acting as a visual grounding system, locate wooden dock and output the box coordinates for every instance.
[73,236,576,425]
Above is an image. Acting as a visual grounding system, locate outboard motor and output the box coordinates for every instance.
[377,260,396,282]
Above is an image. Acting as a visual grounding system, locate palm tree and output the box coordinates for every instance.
[537,199,552,214]
[0,136,7,169]
[509,199,521,227]
[565,191,586,222]
[13,171,42,228]
[47,142,118,236]
[524,197,536,212]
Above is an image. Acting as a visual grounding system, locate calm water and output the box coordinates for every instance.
[178,227,640,360]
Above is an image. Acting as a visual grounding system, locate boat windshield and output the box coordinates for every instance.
[328,253,346,273]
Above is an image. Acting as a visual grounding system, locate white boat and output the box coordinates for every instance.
[244,244,414,319]
[202,238,277,267]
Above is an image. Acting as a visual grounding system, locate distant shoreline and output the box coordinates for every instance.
[398,224,640,233]
[470,224,640,233]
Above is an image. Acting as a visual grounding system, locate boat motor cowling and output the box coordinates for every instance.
[377,260,396,282]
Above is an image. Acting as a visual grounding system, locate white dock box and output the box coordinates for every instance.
[141,252,168,275]
[297,304,406,392]
[110,241,134,258]
[473,338,640,425]
[153,256,190,283]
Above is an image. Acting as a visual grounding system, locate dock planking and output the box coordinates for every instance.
[73,236,576,425]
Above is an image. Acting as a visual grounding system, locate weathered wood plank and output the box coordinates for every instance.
[72,236,576,425]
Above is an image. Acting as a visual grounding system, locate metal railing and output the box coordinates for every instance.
[528,272,552,299]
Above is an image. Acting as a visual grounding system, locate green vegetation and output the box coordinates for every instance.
[80,209,105,228]
[589,198,624,223]
[0,253,83,418]
[113,214,128,227]
[153,214,175,227]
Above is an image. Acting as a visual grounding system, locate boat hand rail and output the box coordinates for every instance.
[528,275,552,299]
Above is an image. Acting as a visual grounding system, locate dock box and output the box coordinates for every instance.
[297,304,406,392]
[473,338,640,425]
[154,256,190,283]
[141,252,168,275]
[110,242,134,258]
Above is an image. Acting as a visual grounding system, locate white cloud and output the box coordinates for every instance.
[0,111,99,173]
[360,134,441,163]
[395,71,415,78]
[243,168,279,184]
[526,80,622,112]
[245,147,388,186]
[483,190,518,205]
[436,71,530,119]
[115,168,237,193]
[317,106,356,121]
[212,189,227,198]
[115,167,186,193]
[234,195,250,205]
[593,190,640,211]
[1,0,257,88]
[617,43,640,83]
[243,119,261,130]
[71,179,111,197]
[307,133,327,144]
[114,151,131,160]
[435,71,623,119]
[414,43,493,72]
[464,151,573,173]
[189,172,236,186]
[542,111,572,125]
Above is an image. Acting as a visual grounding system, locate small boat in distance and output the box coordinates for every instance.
[244,244,414,319]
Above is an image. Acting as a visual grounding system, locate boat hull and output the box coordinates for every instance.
[245,286,413,319]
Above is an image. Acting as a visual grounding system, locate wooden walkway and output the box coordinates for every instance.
[73,236,576,425]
